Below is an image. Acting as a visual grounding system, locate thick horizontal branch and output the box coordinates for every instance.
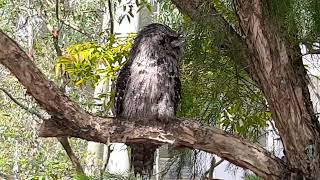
[39,116,286,179]
[0,30,286,179]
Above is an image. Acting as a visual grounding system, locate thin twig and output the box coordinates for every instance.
[59,18,93,39]
[55,0,62,30]
[100,137,112,179]
[268,120,279,136]
[108,0,114,35]
[202,157,224,180]
[0,88,43,122]
[302,50,320,56]
[213,159,224,168]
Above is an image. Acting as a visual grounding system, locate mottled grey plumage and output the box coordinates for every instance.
[115,23,183,178]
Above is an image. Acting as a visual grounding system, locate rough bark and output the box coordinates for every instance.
[40,118,284,180]
[0,30,286,179]
[234,0,320,179]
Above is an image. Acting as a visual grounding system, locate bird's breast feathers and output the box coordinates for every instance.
[121,53,178,119]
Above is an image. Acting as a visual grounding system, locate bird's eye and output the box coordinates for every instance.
[159,38,166,45]
[159,36,179,46]
[169,36,179,41]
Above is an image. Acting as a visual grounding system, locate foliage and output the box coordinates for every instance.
[213,0,237,27]
[155,0,183,30]
[55,35,134,87]
[0,109,87,178]
[270,0,320,44]
[72,172,137,180]
[243,173,262,180]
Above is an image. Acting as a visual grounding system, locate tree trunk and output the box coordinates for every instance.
[234,0,320,179]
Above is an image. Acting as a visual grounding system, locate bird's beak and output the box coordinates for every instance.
[171,38,184,48]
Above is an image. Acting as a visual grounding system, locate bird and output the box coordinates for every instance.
[115,23,183,178]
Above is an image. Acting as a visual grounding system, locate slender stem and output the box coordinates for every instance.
[0,88,43,121]
[108,0,114,35]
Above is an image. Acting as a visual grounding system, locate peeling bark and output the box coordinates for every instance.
[0,30,286,179]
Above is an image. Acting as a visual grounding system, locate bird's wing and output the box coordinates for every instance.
[115,61,131,117]
[174,75,181,114]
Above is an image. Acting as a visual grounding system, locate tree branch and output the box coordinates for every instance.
[58,18,93,39]
[0,87,43,121]
[302,49,320,56]
[57,137,85,174]
[107,0,114,35]
[0,30,286,179]
[39,116,285,179]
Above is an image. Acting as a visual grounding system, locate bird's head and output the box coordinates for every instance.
[133,23,184,59]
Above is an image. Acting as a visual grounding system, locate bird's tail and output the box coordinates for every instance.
[130,143,158,179]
